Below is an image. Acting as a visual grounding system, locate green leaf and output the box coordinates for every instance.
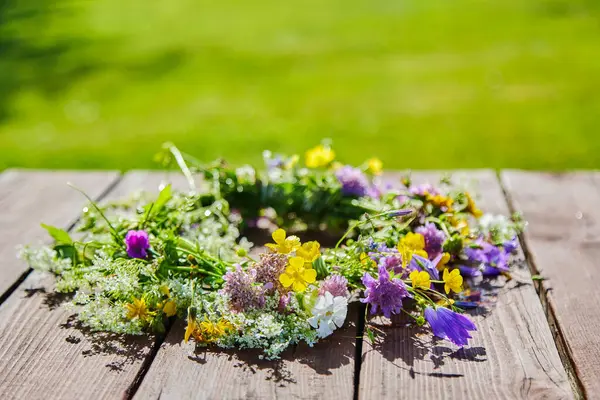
[54,244,78,264]
[365,326,376,344]
[41,223,72,245]
[312,256,328,280]
[153,184,172,214]
[531,275,546,281]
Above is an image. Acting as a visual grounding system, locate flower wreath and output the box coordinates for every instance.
[20,142,524,359]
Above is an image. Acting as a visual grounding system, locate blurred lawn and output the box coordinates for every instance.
[1,0,600,170]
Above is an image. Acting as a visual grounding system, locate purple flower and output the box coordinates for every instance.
[386,209,414,218]
[366,238,378,251]
[222,266,265,312]
[379,255,403,275]
[503,237,519,254]
[319,275,350,298]
[278,292,293,311]
[424,306,477,346]
[366,186,382,199]
[409,183,439,197]
[125,230,150,259]
[374,241,395,253]
[465,239,510,273]
[411,254,440,280]
[254,253,288,288]
[481,265,502,276]
[416,223,446,260]
[336,165,370,197]
[457,264,482,278]
[361,265,410,318]
[266,155,285,169]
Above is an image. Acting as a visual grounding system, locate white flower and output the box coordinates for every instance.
[235,165,256,184]
[477,214,517,242]
[307,291,348,338]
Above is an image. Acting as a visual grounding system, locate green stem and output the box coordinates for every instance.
[401,308,419,321]
[68,183,125,250]
[165,265,222,278]
[166,143,197,192]
[334,219,364,250]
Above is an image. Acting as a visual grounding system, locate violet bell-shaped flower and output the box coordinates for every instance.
[424,306,477,346]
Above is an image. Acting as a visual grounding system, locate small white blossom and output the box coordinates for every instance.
[477,214,519,243]
[308,291,348,338]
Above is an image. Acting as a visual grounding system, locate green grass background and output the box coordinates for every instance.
[1,0,600,170]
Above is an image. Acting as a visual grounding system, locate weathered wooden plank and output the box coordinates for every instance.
[133,307,359,400]
[501,171,600,399]
[358,170,572,399]
[0,170,120,300]
[0,171,186,400]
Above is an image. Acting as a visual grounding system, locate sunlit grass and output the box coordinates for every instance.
[1,0,599,170]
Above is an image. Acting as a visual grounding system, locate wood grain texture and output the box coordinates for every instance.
[501,171,600,399]
[0,170,120,299]
[133,305,359,400]
[0,171,186,400]
[358,170,572,399]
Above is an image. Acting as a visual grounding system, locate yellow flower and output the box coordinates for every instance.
[305,144,335,168]
[279,256,317,292]
[366,158,383,175]
[436,252,451,271]
[409,270,431,290]
[125,297,148,320]
[197,317,234,343]
[436,298,455,307]
[185,313,234,344]
[265,228,301,254]
[215,319,235,336]
[159,285,170,297]
[163,300,177,317]
[285,155,299,169]
[443,268,463,294]
[449,215,470,236]
[184,308,196,343]
[428,194,454,211]
[465,192,483,218]
[297,241,321,264]
[397,233,428,269]
[360,252,376,268]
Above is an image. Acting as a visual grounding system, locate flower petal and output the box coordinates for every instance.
[272,228,286,245]
[286,235,301,250]
[279,273,293,288]
[302,268,317,283]
[289,256,305,269]
[292,280,306,292]
[265,243,278,251]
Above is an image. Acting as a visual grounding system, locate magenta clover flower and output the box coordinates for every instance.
[125,230,150,259]
[319,275,350,298]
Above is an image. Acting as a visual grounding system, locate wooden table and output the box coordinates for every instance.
[0,169,597,400]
